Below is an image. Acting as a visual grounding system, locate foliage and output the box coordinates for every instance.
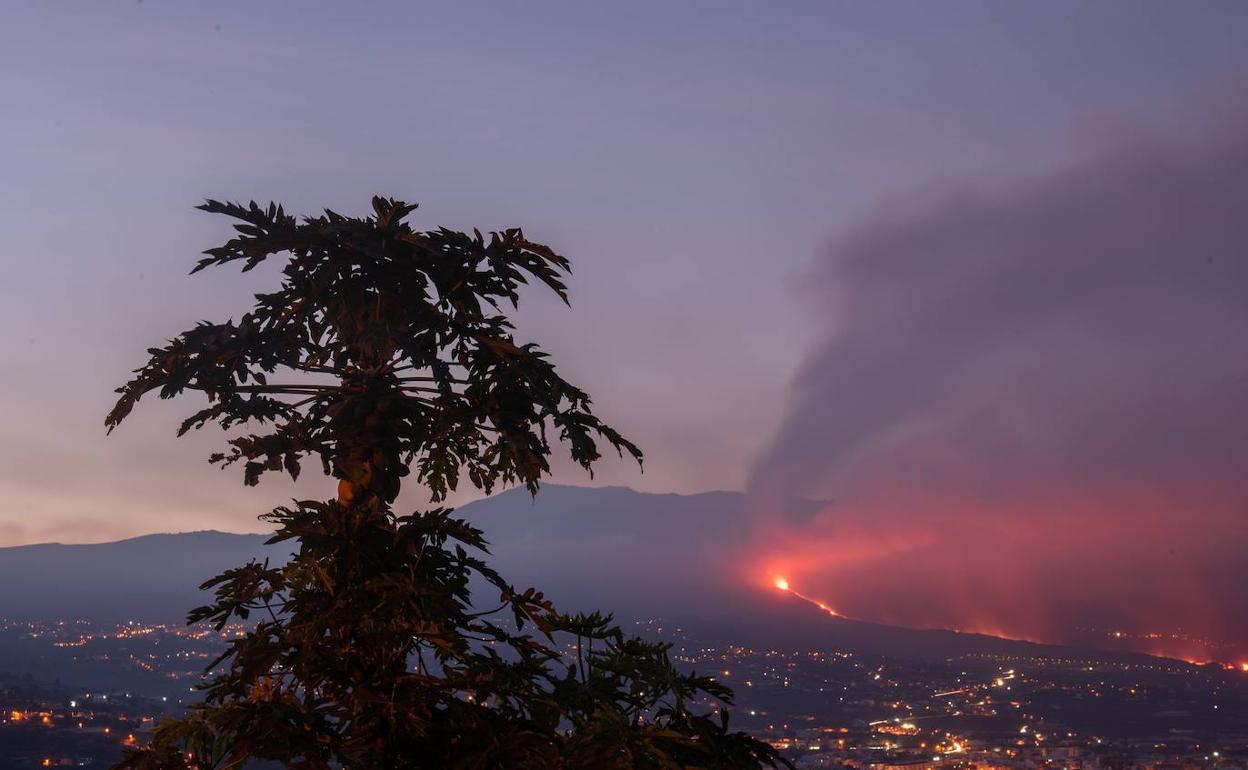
[107,197,786,769]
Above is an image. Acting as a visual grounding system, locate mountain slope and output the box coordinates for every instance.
[0,530,278,620]
[0,486,1170,667]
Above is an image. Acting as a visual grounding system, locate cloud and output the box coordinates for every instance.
[746,117,1248,659]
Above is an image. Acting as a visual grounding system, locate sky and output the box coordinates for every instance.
[2,1,1247,652]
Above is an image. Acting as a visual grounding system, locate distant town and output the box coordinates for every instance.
[1,617,1244,769]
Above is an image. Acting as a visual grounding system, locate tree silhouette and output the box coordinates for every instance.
[108,197,784,769]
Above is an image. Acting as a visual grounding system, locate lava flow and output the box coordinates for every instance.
[772,576,846,619]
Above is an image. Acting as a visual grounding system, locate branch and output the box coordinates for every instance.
[397,376,472,385]
[184,384,339,396]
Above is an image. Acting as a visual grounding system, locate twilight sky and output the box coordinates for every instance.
[2,2,1247,650]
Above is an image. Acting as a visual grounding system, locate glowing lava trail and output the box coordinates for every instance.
[772,576,848,619]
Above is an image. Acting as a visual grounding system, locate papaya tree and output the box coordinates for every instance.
[107,197,785,769]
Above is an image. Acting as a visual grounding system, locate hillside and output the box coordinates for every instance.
[0,485,1166,667]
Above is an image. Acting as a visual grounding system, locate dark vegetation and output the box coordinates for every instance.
[105,197,784,769]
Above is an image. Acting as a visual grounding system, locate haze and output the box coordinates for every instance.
[2,2,1247,659]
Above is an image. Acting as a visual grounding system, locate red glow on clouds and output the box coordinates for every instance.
[743,476,1248,664]
[742,122,1248,666]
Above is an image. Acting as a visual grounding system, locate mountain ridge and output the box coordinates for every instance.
[0,485,1196,668]
[0,529,269,551]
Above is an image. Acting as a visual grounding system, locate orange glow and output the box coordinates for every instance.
[767,573,845,618]
[741,481,1248,664]
[1240,662,1248,672]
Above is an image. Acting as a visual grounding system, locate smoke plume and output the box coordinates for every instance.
[747,118,1248,660]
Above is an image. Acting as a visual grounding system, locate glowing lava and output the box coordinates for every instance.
[770,575,844,618]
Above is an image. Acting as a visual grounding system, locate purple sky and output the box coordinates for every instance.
[2,1,1248,548]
